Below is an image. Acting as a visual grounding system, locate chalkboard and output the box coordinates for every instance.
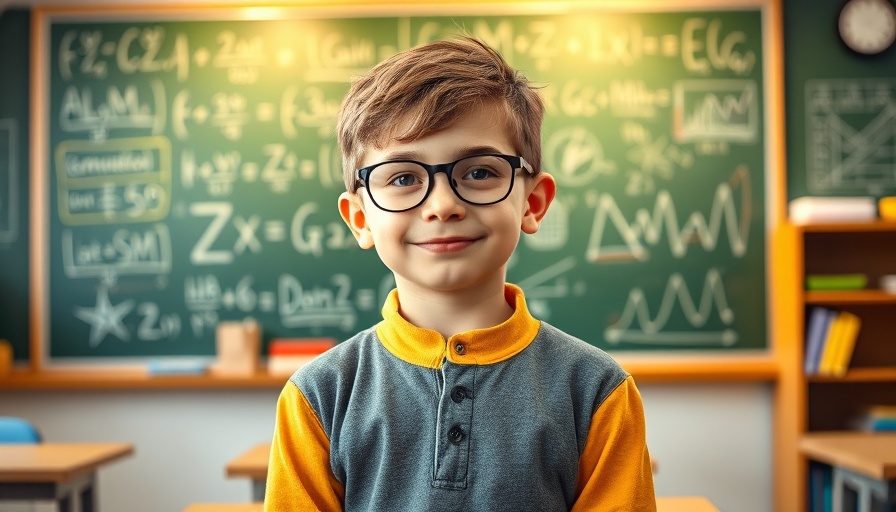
[785,0,896,200]
[0,8,30,362]
[35,5,770,364]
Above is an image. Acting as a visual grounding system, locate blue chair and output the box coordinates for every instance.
[0,416,41,444]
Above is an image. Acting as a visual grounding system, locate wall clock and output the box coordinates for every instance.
[838,0,896,54]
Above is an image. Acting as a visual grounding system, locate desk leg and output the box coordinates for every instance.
[80,479,96,512]
[252,479,266,502]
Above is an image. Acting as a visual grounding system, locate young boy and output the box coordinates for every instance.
[265,37,656,511]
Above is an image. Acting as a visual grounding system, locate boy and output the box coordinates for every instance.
[265,36,656,511]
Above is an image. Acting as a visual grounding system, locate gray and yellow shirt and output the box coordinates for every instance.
[265,284,656,511]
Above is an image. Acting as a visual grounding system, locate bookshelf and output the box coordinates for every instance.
[773,221,896,511]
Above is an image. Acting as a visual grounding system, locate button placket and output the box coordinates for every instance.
[432,363,475,489]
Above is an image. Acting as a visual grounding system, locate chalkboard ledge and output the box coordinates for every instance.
[0,356,778,390]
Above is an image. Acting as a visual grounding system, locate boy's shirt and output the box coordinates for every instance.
[265,284,656,512]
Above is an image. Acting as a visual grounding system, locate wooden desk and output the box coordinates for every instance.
[182,504,263,512]
[0,442,134,512]
[656,496,720,512]
[800,432,896,512]
[226,442,270,502]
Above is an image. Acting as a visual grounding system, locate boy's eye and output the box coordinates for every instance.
[463,166,498,181]
[388,173,423,187]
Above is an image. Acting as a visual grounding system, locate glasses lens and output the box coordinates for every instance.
[450,155,515,204]
[366,162,429,211]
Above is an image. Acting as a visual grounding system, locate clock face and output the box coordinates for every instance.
[839,0,896,54]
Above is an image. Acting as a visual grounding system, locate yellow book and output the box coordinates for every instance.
[818,313,845,376]
[830,311,861,377]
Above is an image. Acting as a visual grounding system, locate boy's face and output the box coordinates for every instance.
[338,104,554,300]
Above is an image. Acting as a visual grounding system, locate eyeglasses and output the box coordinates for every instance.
[355,154,534,213]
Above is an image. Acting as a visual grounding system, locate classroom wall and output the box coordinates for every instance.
[0,1,772,512]
[0,383,773,512]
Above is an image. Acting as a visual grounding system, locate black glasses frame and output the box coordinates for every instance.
[355,153,534,213]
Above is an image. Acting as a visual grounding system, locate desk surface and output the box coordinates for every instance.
[182,505,263,512]
[800,432,896,480]
[0,442,134,482]
[226,442,270,479]
[656,496,720,512]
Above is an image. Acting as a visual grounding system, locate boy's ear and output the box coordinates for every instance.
[338,192,375,249]
[521,172,557,234]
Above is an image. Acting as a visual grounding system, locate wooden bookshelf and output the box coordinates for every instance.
[773,222,896,512]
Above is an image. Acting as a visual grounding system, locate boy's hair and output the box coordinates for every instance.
[336,36,544,192]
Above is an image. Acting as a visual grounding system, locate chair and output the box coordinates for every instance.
[0,416,42,444]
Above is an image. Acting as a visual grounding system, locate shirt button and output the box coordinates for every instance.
[450,386,472,403]
[454,342,466,355]
[447,425,465,444]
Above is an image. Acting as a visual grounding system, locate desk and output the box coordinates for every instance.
[800,432,896,512]
[0,442,134,512]
[226,443,269,502]
[182,504,263,512]
[656,496,720,512]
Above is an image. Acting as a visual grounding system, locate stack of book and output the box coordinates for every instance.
[267,338,337,375]
[803,307,861,377]
[851,405,896,432]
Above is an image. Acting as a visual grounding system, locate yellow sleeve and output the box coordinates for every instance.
[264,382,344,512]
[571,375,656,512]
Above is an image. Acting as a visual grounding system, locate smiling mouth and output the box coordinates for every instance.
[413,237,481,253]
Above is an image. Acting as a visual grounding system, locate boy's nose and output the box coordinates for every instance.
[420,174,466,221]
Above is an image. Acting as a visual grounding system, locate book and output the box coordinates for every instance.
[267,338,337,375]
[850,405,896,431]
[817,313,846,376]
[804,307,834,375]
[829,311,861,377]
[805,273,867,291]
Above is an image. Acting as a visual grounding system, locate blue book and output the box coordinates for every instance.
[804,307,834,375]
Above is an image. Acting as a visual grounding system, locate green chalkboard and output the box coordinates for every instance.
[37,5,769,363]
[0,8,30,362]
[785,0,896,200]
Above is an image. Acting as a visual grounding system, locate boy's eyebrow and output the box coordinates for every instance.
[380,145,510,163]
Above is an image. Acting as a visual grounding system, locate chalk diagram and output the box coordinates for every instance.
[0,119,18,244]
[544,125,616,187]
[73,287,135,347]
[585,166,752,262]
[673,79,758,143]
[516,256,584,319]
[604,268,737,347]
[805,79,896,193]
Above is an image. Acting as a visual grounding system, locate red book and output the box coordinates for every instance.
[268,338,336,356]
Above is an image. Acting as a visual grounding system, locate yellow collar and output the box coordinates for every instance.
[375,284,541,369]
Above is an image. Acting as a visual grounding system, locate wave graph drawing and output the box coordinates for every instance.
[604,268,736,347]
[586,166,751,262]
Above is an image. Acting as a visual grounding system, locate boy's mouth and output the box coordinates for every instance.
[413,236,481,253]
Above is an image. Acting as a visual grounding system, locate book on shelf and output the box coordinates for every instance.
[850,405,896,432]
[828,311,861,377]
[804,307,834,375]
[267,338,337,376]
[804,308,861,377]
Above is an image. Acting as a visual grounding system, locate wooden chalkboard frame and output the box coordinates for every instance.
[28,0,785,381]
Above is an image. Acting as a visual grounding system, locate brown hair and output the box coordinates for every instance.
[336,36,544,191]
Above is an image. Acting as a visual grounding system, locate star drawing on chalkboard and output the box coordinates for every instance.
[73,287,135,347]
